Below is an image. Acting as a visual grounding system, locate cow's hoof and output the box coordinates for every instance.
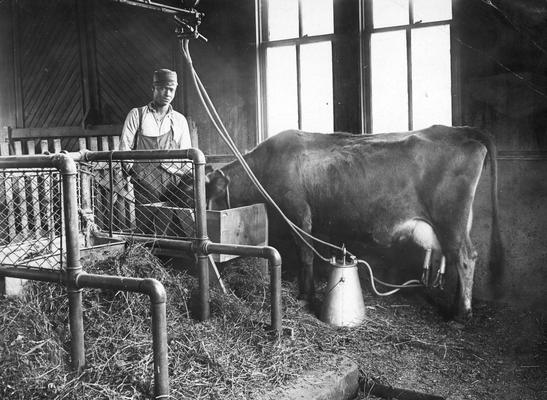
[297,298,310,309]
[296,296,321,315]
[447,320,465,330]
[454,309,473,324]
[449,310,472,329]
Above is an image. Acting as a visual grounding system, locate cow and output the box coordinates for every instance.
[205,125,503,321]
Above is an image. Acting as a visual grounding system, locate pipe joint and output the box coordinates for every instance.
[187,147,206,165]
[142,278,167,304]
[262,246,282,269]
[79,148,91,162]
[52,153,78,175]
[195,238,211,256]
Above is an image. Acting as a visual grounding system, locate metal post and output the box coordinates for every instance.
[57,154,86,372]
[269,251,282,335]
[147,279,169,399]
[193,157,210,321]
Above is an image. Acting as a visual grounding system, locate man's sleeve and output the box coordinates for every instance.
[120,108,139,151]
[176,113,192,149]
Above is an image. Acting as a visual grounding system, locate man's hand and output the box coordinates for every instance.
[121,162,134,181]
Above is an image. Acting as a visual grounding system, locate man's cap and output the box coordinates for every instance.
[153,69,178,86]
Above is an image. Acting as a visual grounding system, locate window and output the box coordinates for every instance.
[259,0,334,138]
[367,0,453,133]
[257,0,454,138]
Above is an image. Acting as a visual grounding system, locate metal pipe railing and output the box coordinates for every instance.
[76,273,169,398]
[73,148,206,164]
[58,152,86,373]
[98,233,284,336]
[0,152,87,371]
[205,242,282,335]
[0,152,172,398]
[1,147,283,397]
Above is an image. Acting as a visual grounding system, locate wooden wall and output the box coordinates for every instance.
[454,0,547,311]
[456,0,547,152]
[0,0,259,155]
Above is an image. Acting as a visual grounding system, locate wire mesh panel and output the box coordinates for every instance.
[0,168,64,270]
[86,158,197,239]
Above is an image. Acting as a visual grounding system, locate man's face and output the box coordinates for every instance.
[152,84,177,107]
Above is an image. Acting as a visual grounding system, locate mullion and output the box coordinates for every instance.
[407,0,414,130]
[297,0,303,130]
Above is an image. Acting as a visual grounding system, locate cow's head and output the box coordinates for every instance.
[206,169,231,210]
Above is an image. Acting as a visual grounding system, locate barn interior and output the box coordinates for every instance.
[0,0,546,398]
[1,0,545,313]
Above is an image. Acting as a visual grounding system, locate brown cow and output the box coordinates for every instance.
[205,125,503,320]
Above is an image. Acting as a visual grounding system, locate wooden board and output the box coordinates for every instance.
[151,203,269,263]
[206,204,268,262]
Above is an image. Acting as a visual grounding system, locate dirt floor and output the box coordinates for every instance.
[346,289,546,400]
[273,238,546,400]
[0,248,545,399]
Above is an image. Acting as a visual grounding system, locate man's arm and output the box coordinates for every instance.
[120,108,140,178]
[173,112,192,149]
[120,108,140,151]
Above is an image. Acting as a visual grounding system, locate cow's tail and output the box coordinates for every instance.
[476,128,504,286]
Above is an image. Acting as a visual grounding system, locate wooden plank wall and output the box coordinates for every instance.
[92,0,181,124]
[1,0,257,158]
[5,0,180,129]
[16,0,83,128]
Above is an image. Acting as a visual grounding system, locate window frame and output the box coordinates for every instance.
[256,0,336,140]
[362,0,460,133]
[255,0,461,139]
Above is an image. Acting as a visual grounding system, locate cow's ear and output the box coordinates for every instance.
[213,175,228,193]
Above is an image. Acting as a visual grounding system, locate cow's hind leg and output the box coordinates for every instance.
[455,237,478,321]
[441,238,477,322]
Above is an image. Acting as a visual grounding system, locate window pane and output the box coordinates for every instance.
[268,0,298,40]
[412,25,452,130]
[413,0,452,23]
[372,0,409,29]
[301,0,333,36]
[370,31,408,133]
[266,46,298,137]
[300,42,333,132]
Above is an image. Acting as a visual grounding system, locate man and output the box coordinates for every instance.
[119,68,193,234]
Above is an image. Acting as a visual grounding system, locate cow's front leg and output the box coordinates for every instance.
[296,236,315,302]
[284,196,315,304]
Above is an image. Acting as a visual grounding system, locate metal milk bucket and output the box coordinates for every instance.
[321,255,366,327]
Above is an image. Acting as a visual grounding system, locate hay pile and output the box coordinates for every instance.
[0,244,345,399]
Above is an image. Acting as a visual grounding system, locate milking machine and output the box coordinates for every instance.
[115,0,443,329]
[321,247,367,327]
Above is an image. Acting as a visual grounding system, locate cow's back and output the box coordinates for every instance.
[245,127,488,244]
